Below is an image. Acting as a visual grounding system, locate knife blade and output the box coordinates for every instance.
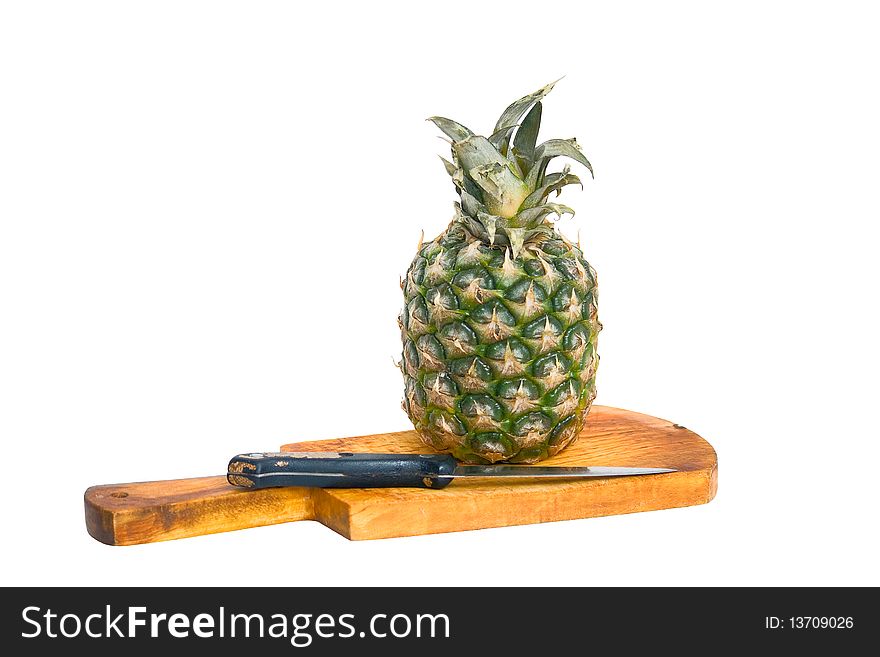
[227,452,676,489]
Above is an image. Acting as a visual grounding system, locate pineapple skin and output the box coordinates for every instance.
[400,221,600,464]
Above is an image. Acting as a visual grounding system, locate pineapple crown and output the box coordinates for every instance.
[429,80,593,258]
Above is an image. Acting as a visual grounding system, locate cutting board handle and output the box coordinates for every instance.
[84,476,315,546]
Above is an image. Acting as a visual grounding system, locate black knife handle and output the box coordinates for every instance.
[227,452,457,490]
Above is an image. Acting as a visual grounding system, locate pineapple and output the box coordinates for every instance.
[399,81,600,464]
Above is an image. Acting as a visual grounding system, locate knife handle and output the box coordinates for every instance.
[227,452,457,490]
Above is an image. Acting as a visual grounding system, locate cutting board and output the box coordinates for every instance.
[84,406,717,545]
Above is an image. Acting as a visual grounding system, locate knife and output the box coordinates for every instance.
[227,452,676,489]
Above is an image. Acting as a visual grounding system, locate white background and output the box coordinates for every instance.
[2,1,878,587]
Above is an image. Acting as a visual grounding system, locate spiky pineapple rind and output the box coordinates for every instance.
[401,222,599,464]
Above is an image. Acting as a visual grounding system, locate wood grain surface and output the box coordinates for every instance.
[84,405,717,545]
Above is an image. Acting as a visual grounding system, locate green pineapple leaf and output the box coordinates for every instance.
[468,161,511,198]
[512,101,543,173]
[506,227,527,259]
[524,160,544,192]
[453,136,508,170]
[521,170,582,209]
[439,156,457,177]
[452,168,485,201]
[533,138,594,179]
[488,124,519,155]
[428,116,474,143]
[493,79,559,136]
[476,211,500,245]
[516,203,575,226]
[505,147,524,179]
[541,166,573,186]
[460,189,487,218]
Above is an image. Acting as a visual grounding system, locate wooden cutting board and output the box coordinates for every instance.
[84,406,717,545]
